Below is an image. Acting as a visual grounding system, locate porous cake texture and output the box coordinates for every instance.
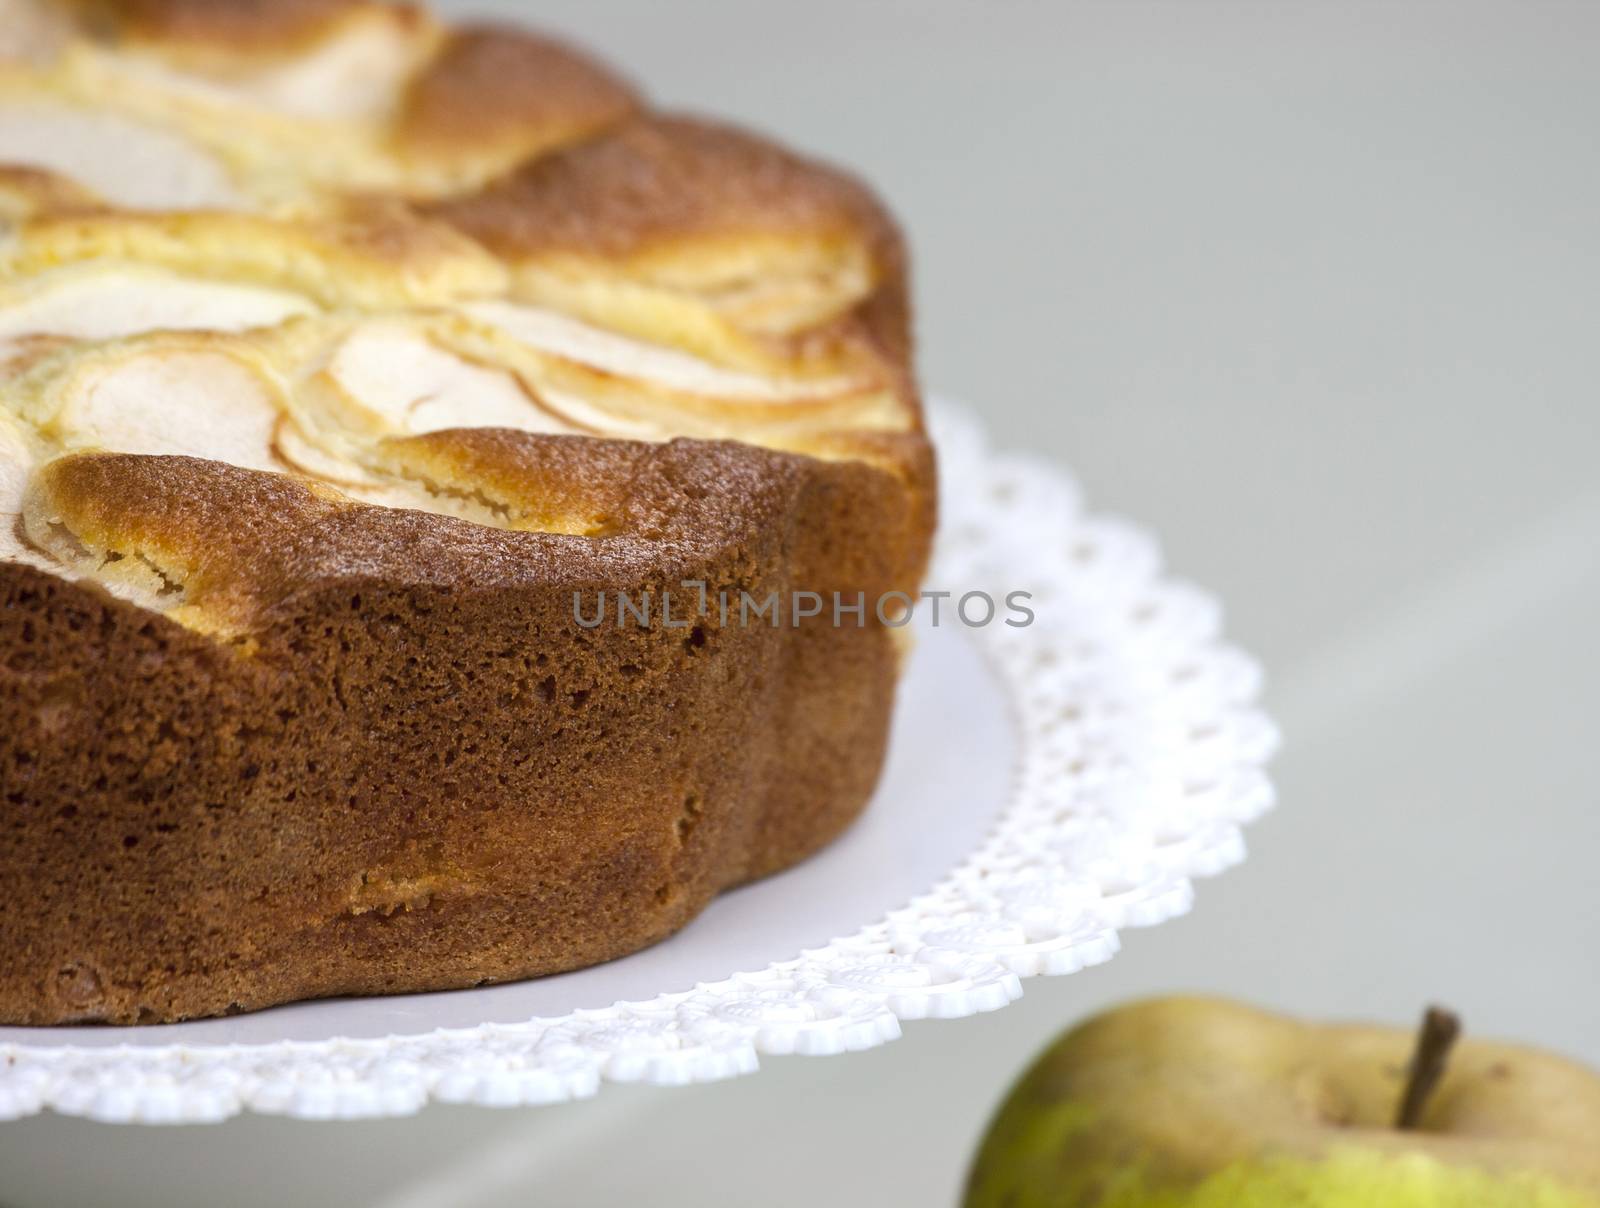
[0,0,933,1024]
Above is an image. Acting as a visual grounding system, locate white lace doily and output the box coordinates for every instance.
[0,401,1277,1124]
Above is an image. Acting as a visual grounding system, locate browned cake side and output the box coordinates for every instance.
[0,0,933,1024]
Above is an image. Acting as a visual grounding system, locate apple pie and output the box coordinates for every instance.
[0,0,933,1024]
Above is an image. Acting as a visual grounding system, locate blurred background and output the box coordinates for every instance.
[3,1,1597,1203]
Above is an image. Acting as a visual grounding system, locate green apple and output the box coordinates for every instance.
[965,997,1600,1208]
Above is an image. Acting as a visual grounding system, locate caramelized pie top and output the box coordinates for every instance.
[0,0,922,630]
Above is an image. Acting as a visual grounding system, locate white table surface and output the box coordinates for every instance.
[3,3,1597,1204]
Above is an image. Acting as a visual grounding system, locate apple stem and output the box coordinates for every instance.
[1395,1005,1462,1129]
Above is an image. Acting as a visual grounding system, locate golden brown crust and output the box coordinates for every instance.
[396,25,639,169]
[1,438,914,1024]
[0,0,934,1024]
[65,0,392,53]
[8,203,511,307]
[422,113,912,380]
[426,115,889,263]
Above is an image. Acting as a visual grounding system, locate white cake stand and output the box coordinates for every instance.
[0,401,1277,1123]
